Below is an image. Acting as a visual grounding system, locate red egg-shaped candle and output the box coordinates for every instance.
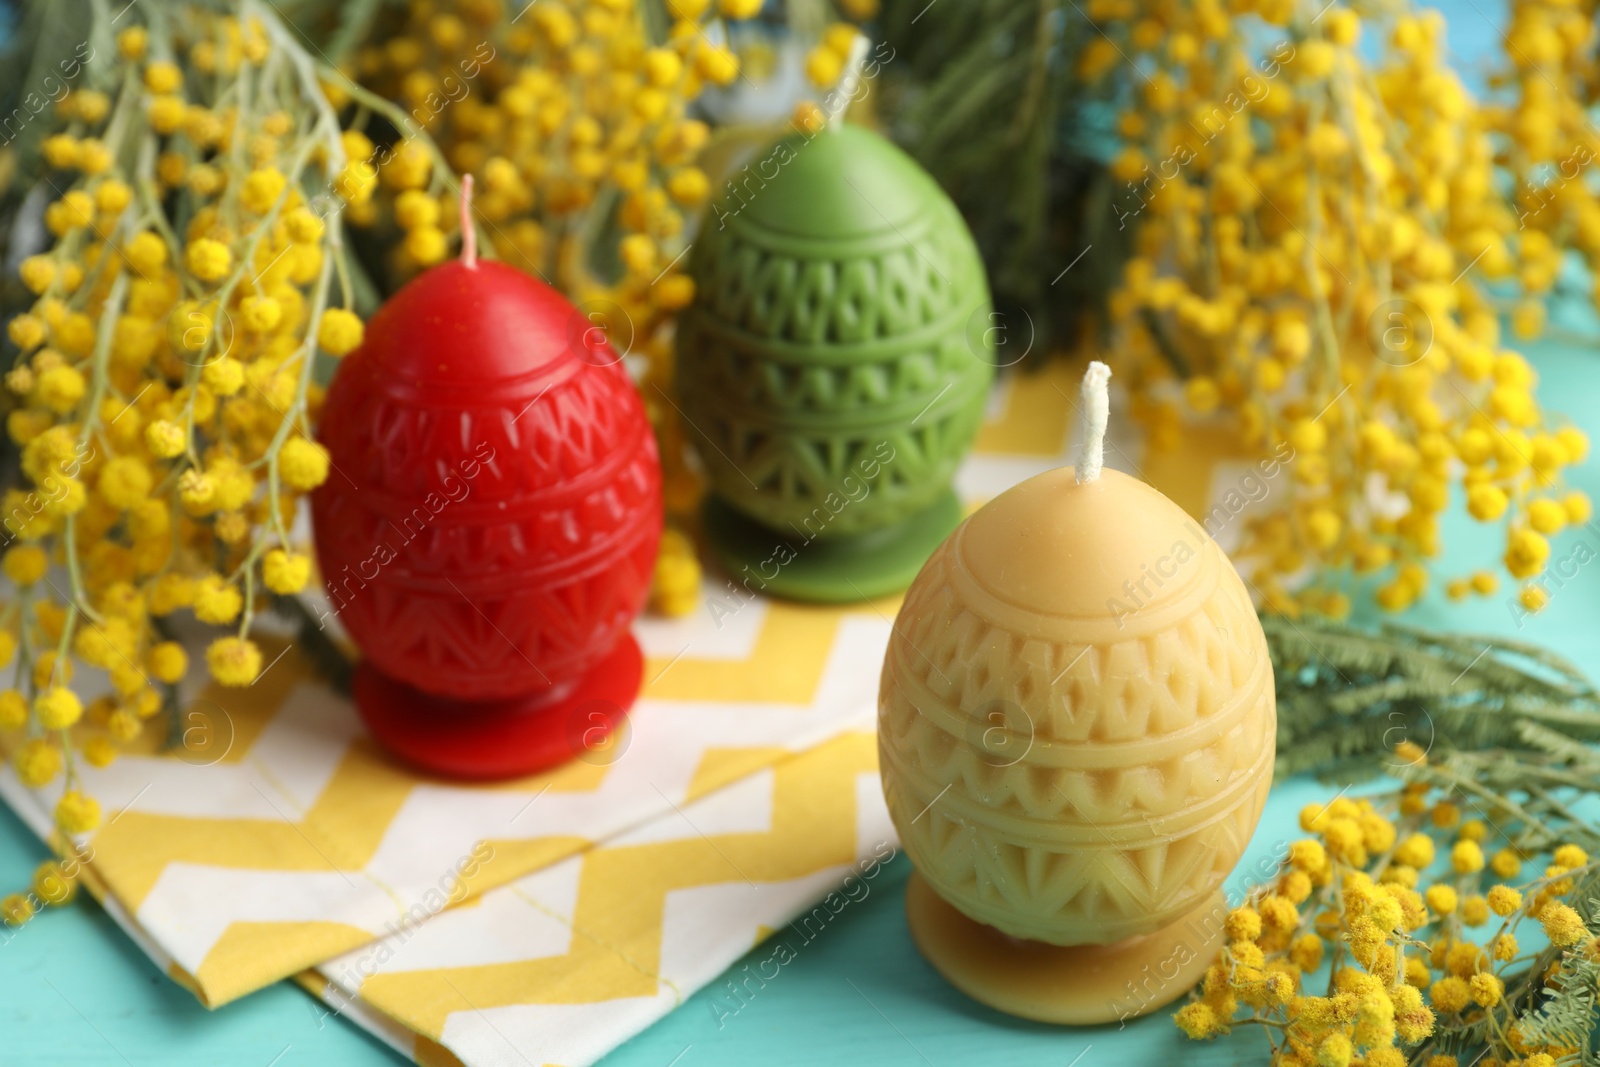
[312,197,662,780]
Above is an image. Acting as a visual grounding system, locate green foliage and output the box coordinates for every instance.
[1268,614,1600,794]
[875,0,1125,354]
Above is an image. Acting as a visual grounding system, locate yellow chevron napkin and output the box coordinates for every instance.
[0,589,889,1007]
[0,360,1244,1063]
[299,728,892,1067]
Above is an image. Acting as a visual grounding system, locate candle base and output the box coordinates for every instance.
[905,872,1226,1026]
[702,489,962,603]
[351,633,642,780]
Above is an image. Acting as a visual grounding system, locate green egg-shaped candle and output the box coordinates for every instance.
[677,122,995,603]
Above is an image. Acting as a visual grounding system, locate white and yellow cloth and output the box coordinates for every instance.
[0,361,1245,1066]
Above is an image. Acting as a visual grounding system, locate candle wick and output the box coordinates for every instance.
[460,174,478,270]
[824,35,872,131]
[1076,360,1111,484]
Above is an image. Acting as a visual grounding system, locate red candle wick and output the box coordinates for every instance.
[460,174,478,270]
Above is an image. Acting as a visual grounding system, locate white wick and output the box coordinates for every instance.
[459,174,478,270]
[825,35,872,130]
[1076,360,1112,484]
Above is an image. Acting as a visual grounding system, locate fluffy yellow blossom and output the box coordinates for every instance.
[805,38,850,87]
[1450,839,1485,874]
[96,177,131,212]
[8,313,46,350]
[262,549,311,594]
[19,255,57,294]
[1552,843,1587,868]
[33,860,77,906]
[284,207,325,244]
[31,651,70,689]
[393,190,439,230]
[147,642,188,685]
[653,550,702,616]
[1315,1032,1351,1067]
[1348,917,1386,967]
[1490,848,1522,880]
[46,189,95,233]
[98,456,153,509]
[1286,838,1325,871]
[34,686,83,730]
[1430,975,1469,1014]
[1404,956,1431,988]
[1539,903,1587,947]
[144,60,182,93]
[1230,940,1266,969]
[42,134,79,169]
[334,161,379,204]
[1368,891,1405,934]
[696,44,740,85]
[3,546,49,586]
[207,637,263,687]
[1324,817,1367,864]
[37,364,87,413]
[145,420,188,458]
[240,167,287,213]
[1226,905,1262,942]
[317,309,364,356]
[178,470,215,510]
[1442,941,1486,978]
[200,357,244,396]
[404,226,449,264]
[79,736,116,768]
[2,893,35,926]
[0,690,26,731]
[1466,972,1502,1007]
[1424,883,1460,918]
[240,295,283,334]
[148,574,196,616]
[1259,895,1298,930]
[125,231,168,273]
[1393,741,1429,768]
[1289,933,1323,972]
[55,790,101,834]
[186,237,233,281]
[193,575,244,625]
[667,167,709,206]
[1391,833,1433,869]
[1467,484,1509,521]
[1505,528,1551,579]
[279,437,331,490]
[107,708,141,742]
[1279,870,1313,904]
[1174,1001,1227,1039]
[77,140,113,174]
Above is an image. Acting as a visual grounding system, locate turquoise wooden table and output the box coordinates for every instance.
[5,2,1591,1063]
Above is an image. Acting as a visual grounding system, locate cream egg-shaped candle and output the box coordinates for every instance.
[877,362,1276,1025]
